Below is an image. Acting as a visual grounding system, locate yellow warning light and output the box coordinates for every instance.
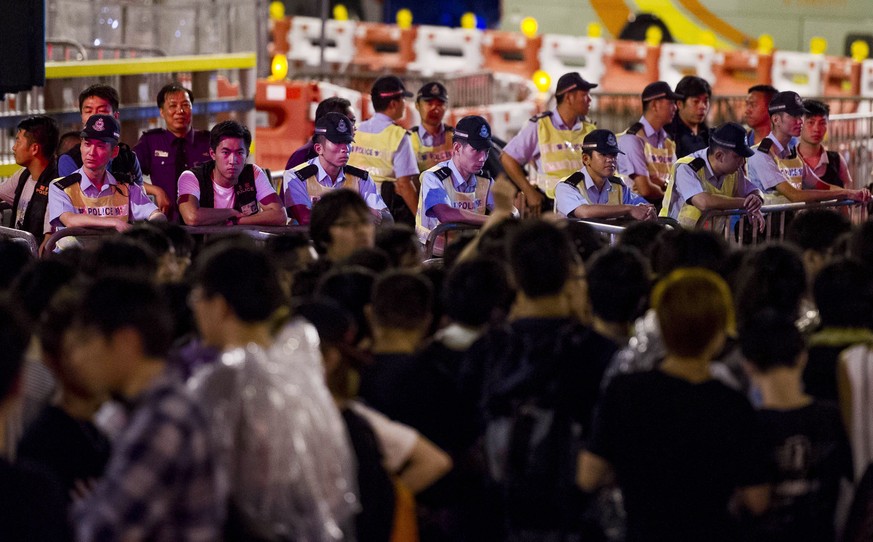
[645,26,663,47]
[851,40,869,62]
[396,9,413,29]
[532,70,551,93]
[757,34,774,55]
[587,23,602,38]
[270,54,288,81]
[268,1,284,21]
[333,4,349,21]
[809,36,827,55]
[520,17,538,38]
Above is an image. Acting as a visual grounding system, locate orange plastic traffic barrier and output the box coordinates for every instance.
[712,50,771,96]
[482,30,542,79]
[254,79,317,171]
[823,56,861,109]
[599,40,659,94]
[353,22,416,71]
[270,15,292,56]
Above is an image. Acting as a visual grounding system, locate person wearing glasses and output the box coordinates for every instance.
[133,83,210,222]
[555,129,656,221]
[415,116,495,248]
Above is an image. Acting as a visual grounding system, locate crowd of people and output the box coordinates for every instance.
[1,71,873,541]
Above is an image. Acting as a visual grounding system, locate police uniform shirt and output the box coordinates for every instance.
[503,107,585,168]
[355,113,419,178]
[665,148,761,220]
[414,124,448,147]
[177,164,277,209]
[132,128,210,202]
[555,167,649,218]
[283,158,387,211]
[0,168,51,234]
[617,116,672,179]
[419,158,494,234]
[747,133,822,192]
[47,167,158,228]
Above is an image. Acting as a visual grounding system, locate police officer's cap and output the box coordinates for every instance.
[642,81,682,102]
[371,75,413,100]
[582,129,624,156]
[768,91,809,116]
[556,72,598,96]
[709,122,755,158]
[454,116,492,151]
[417,81,448,102]
[314,112,354,144]
[80,114,120,144]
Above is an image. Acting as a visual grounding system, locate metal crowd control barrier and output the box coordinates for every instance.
[571,219,628,246]
[42,224,308,255]
[424,222,482,259]
[0,226,39,258]
[695,199,868,246]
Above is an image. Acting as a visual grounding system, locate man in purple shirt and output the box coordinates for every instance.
[133,83,210,222]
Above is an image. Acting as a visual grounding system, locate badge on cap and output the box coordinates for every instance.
[431,84,440,95]
[479,125,489,138]
[94,118,105,132]
[337,119,348,133]
[607,134,617,147]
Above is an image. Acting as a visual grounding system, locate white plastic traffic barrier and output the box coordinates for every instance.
[408,25,483,76]
[658,43,716,90]
[287,16,356,67]
[538,34,607,91]
[485,102,539,141]
[860,59,873,98]
[771,50,825,96]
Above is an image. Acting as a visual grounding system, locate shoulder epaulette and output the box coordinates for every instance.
[529,111,552,122]
[562,172,585,187]
[787,146,798,159]
[445,126,455,133]
[408,125,419,136]
[293,164,318,180]
[606,175,624,185]
[433,166,453,181]
[627,122,644,136]
[474,170,492,181]
[757,138,773,154]
[142,127,163,135]
[344,164,369,180]
[688,157,706,172]
[55,173,82,190]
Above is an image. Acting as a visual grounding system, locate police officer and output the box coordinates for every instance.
[500,72,598,214]
[284,97,356,171]
[555,129,655,221]
[409,81,453,173]
[48,114,165,233]
[133,82,211,222]
[284,112,390,225]
[347,75,419,225]
[661,122,763,229]
[747,91,869,204]
[416,115,494,246]
[617,81,680,205]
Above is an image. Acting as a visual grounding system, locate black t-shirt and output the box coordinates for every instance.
[358,352,419,423]
[0,458,71,540]
[746,401,852,542]
[17,405,111,496]
[665,116,710,159]
[804,344,850,402]
[587,370,769,542]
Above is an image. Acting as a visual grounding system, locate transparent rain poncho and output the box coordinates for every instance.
[189,318,359,541]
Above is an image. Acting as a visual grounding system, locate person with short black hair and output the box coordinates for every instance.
[748,91,869,204]
[666,75,712,158]
[415,115,496,249]
[0,115,59,245]
[310,189,376,262]
[797,99,852,188]
[617,81,680,204]
[284,112,389,225]
[661,122,764,229]
[286,96,357,171]
[786,208,852,283]
[348,75,420,225]
[375,224,421,268]
[556,128,656,220]
[741,309,852,542]
[133,82,211,221]
[580,268,770,541]
[745,84,779,145]
[501,72,598,214]
[70,277,223,540]
[586,246,650,345]
[177,120,287,226]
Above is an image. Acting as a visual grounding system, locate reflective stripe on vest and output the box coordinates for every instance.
[347,125,407,183]
[534,117,596,197]
[660,155,738,228]
[617,130,677,194]
[63,181,130,221]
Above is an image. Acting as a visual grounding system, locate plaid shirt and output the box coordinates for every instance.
[74,371,224,541]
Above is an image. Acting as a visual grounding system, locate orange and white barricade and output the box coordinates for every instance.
[771,50,824,96]
[254,80,317,171]
[353,22,416,71]
[408,25,484,76]
[658,43,716,90]
[823,56,861,107]
[538,34,607,91]
[287,16,356,68]
[482,30,541,79]
[599,40,659,94]
[712,50,771,96]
